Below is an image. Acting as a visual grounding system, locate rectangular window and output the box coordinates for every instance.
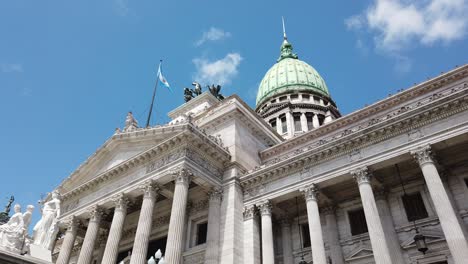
[196,222,208,245]
[270,119,277,130]
[318,114,325,125]
[291,94,299,100]
[293,113,302,132]
[302,94,310,100]
[279,96,287,102]
[349,208,368,236]
[306,113,313,130]
[280,115,287,134]
[402,192,429,222]
[301,223,311,248]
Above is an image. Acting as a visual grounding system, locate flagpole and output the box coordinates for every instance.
[146,60,162,128]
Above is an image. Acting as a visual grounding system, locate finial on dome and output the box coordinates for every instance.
[282,16,287,40]
[278,17,298,62]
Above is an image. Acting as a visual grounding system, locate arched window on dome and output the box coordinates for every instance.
[305,113,314,130]
[293,113,301,132]
[279,114,287,134]
[269,118,277,130]
[318,114,325,126]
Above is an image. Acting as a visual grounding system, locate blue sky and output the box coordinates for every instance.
[1,0,467,227]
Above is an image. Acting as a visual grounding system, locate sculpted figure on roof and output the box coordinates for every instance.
[32,190,61,250]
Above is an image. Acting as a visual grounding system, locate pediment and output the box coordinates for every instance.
[345,242,373,261]
[58,125,187,193]
[401,229,445,248]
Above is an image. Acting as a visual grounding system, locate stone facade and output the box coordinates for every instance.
[28,63,468,264]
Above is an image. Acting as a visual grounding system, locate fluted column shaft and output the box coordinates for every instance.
[280,218,294,264]
[412,146,468,264]
[243,205,261,264]
[205,188,222,264]
[130,182,159,264]
[323,207,345,264]
[375,192,405,264]
[352,168,392,264]
[102,194,129,264]
[165,170,191,264]
[259,201,275,264]
[56,217,79,264]
[77,206,104,264]
[301,185,327,264]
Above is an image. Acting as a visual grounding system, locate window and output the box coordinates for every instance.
[195,222,208,245]
[402,192,428,222]
[279,96,287,102]
[291,94,299,100]
[271,99,276,103]
[349,208,368,236]
[280,115,287,134]
[270,119,277,130]
[302,94,310,100]
[301,223,311,248]
[313,96,320,104]
[318,114,325,125]
[293,113,302,132]
[306,113,313,130]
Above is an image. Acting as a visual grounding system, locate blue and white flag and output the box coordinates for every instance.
[157,62,171,91]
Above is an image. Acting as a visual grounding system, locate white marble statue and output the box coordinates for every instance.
[0,204,25,253]
[123,111,139,132]
[32,191,61,250]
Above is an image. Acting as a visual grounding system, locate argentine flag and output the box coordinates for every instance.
[157,62,171,91]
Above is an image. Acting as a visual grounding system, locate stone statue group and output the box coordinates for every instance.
[184,82,225,102]
[0,190,61,256]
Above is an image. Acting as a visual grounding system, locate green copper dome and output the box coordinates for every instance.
[256,38,330,107]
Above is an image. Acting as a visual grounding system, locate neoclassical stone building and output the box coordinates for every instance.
[47,33,468,264]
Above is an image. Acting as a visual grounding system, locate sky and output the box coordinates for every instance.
[1,0,467,228]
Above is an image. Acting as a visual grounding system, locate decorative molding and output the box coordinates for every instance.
[351,167,371,185]
[188,199,209,215]
[321,205,336,215]
[258,200,272,216]
[63,216,80,233]
[240,78,468,195]
[243,205,257,220]
[410,145,435,166]
[208,188,223,202]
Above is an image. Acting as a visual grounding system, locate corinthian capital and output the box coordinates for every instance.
[139,180,160,199]
[243,205,257,220]
[351,166,372,185]
[64,216,80,233]
[258,200,273,216]
[88,205,104,222]
[300,184,319,202]
[112,193,130,211]
[208,188,223,202]
[410,145,435,166]
[173,168,192,186]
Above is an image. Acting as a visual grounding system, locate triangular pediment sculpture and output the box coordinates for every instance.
[345,241,374,261]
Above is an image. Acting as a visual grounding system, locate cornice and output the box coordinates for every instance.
[60,123,231,200]
[260,64,468,159]
[240,79,468,192]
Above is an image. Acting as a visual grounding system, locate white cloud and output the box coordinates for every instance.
[1,63,23,73]
[347,0,468,52]
[193,53,242,85]
[195,27,232,46]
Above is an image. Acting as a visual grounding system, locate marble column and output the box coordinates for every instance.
[276,117,282,134]
[300,184,327,264]
[165,169,192,264]
[129,181,159,264]
[300,112,308,132]
[375,191,405,264]
[322,206,345,264]
[205,188,222,264]
[56,217,79,264]
[286,112,294,137]
[411,146,468,264]
[279,216,294,264]
[102,194,130,264]
[95,230,108,263]
[351,167,392,264]
[312,114,320,128]
[243,205,261,264]
[77,206,104,264]
[258,201,275,264]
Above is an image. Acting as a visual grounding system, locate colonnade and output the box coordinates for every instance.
[56,170,223,264]
[244,145,468,264]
